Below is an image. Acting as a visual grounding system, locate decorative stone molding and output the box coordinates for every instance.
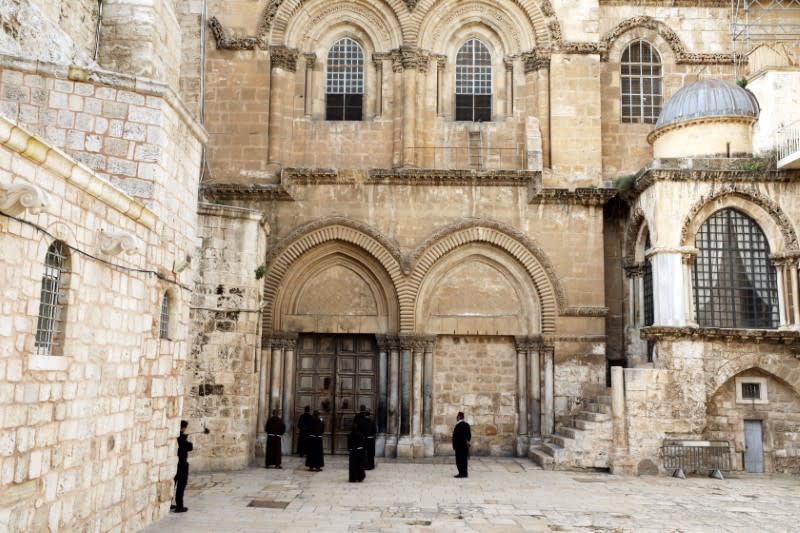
[270,46,299,72]
[97,229,144,256]
[641,326,800,345]
[523,49,551,73]
[0,181,50,216]
[282,168,341,185]
[647,116,757,145]
[539,0,556,17]
[264,331,299,349]
[558,42,601,55]
[528,188,617,206]
[678,187,798,250]
[600,0,728,5]
[548,19,562,43]
[392,46,424,71]
[201,183,293,202]
[515,335,544,352]
[623,207,646,269]
[304,53,316,69]
[600,16,737,64]
[624,263,644,278]
[257,0,285,38]
[368,169,539,187]
[405,0,418,11]
[561,307,609,317]
[207,16,261,50]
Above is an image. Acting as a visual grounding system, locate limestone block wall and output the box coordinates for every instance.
[186,203,268,470]
[176,0,205,119]
[98,0,182,93]
[0,117,191,532]
[432,336,517,456]
[749,70,800,156]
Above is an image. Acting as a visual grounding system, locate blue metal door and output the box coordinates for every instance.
[744,420,764,473]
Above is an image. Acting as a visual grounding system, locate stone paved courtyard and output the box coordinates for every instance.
[142,457,799,532]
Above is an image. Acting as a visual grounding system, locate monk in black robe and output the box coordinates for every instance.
[296,405,315,456]
[359,409,377,470]
[305,411,325,471]
[172,420,192,512]
[265,409,286,468]
[452,411,471,478]
[348,423,366,482]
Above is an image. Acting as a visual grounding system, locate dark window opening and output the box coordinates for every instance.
[741,382,761,400]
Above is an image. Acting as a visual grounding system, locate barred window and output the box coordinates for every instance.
[621,40,662,124]
[34,241,69,355]
[326,38,364,121]
[455,38,492,122]
[159,292,170,340]
[693,209,779,329]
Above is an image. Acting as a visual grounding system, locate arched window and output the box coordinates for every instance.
[35,241,69,355]
[621,40,662,123]
[455,39,492,122]
[159,292,170,340]
[326,38,364,121]
[693,209,779,329]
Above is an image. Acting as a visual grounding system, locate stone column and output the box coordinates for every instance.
[400,46,418,167]
[541,345,554,436]
[610,365,633,475]
[422,337,435,456]
[257,347,271,432]
[411,341,424,457]
[774,259,789,328]
[391,53,404,167]
[373,53,387,118]
[505,58,514,117]
[648,248,692,326]
[385,337,400,457]
[396,335,413,457]
[682,250,698,327]
[281,335,297,454]
[303,53,315,117]
[269,338,283,415]
[436,56,446,116]
[267,46,298,163]
[514,336,529,456]
[537,62,551,168]
[376,335,389,456]
[529,340,541,436]
[791,260,800,327]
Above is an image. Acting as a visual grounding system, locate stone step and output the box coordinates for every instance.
[541,441,565,459]
[529,447,554,470]
[584,403,612,414]
[577,411,611,423]
[558,426,579,440]
[551,434,574,448]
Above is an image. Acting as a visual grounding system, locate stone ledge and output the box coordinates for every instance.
[368,168,540,187]
[201,183,293,201]
[529,188,617,206]
[641,326,800,345]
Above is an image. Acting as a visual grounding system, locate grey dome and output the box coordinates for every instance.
[654,79,759,130]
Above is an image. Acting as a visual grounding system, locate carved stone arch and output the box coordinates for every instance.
[623,207,647,269]
[406,219,565,334]
[601,17,686,62]
[271,0,405,50]
[415,0,543,53]
[707,356,800,400]
[262,217,405,333]
[680,189,799,253]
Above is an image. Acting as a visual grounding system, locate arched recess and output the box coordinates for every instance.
[623,208,648,267]
[273,0,404,50]
[679,190,799,253]
[707,357,800,403]
[406,219,564,334]
[414,0,550,50]
[272,242,400,333]
[262,218,404,334]
[414,244,541,335]
[601,16,692,62]
[417,0,538,54]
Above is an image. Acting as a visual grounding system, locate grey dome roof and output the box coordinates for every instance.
[654,79,759,130]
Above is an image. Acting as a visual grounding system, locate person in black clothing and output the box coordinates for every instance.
[305,410,325,472]
[172,420,193,512]
[296,405,315,457]
[452,411,471,478]
[347,421,366,482]
[265,409,286,468]
[359,408,377,470]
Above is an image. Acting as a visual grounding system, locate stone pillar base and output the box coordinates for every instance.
[384,435,398,458]
[516,435,530,457]
[412,437,425,458]
[376,434,387,457]
[396,436,414,458]
[281,434,292,455]
[423,435,435,457]
[255,433,267,458]
[609,449,636,476]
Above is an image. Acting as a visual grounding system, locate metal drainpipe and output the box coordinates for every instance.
[94,0,104,61]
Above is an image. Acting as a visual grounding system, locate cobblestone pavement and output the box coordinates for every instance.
[142,456,799,532]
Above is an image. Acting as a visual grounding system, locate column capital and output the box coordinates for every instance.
[265,331,298,349]
[303,52,316,70]
[514,335,542,352]
[270,45,299,72]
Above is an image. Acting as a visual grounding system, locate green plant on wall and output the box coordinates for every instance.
[254,265,266,280]
[743,158,763,172]
[613,174,637,192]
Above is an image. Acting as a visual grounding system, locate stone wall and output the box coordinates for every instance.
[186,203,268,471]
[432,336,517,456]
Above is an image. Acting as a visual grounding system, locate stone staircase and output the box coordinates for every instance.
[529,394,613,470]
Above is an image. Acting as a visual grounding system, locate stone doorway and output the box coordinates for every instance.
[294,334,377,454]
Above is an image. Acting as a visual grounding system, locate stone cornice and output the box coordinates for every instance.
[282,168,340,185]
[201,182,293,202]
[368,169,540,187]
[647,116,757,144]
[561,306,609,317]
[208,16,262,50]
[0,116,157,230]
[528,188,617,206]
[599,0,728,6]
[641,326,800,345]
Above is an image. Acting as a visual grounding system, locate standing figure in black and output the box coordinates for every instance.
[296,405,314,457]
[347,421,366,482]
[265,409,286,468]
[359,408,377,470]
[452,411,471,478]
[305,410,325,472]
[172,420,193,512]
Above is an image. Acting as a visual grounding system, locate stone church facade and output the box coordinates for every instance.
[2,0,800,531]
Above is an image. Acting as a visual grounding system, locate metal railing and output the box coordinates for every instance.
[661,440,733,479]
[777,119,800,165]
[407,146,524,170]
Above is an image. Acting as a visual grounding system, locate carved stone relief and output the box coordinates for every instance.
[0,181,50,216]
[97,229,144,256]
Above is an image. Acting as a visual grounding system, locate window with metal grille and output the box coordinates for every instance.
[693,209,779,329]
[326,38,364,121]
[455,38,492,122]
[621,40,662,124]
[741,382,761,400]
[159,292,170,340]
[34,241,69,355]
[643,232,654,327]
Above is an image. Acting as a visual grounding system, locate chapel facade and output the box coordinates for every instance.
[2,1,800,531]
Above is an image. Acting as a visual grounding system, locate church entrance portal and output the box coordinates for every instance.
[294,334,378,454]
